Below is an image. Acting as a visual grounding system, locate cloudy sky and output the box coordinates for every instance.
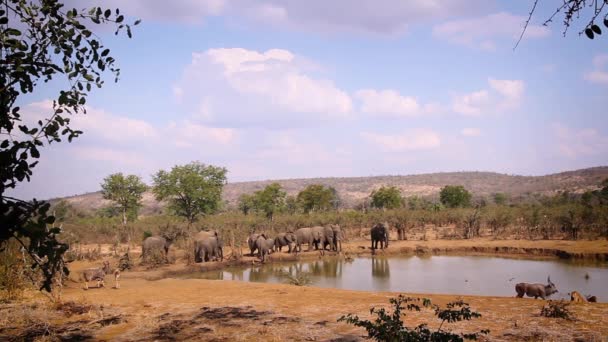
[11,0,608,200]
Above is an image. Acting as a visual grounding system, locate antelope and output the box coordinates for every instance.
[81,261,111,290]
[515,276,558,299]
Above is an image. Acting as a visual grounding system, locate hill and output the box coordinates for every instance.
[52,166,608,215]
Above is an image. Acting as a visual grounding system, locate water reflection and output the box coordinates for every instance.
[177,256,608,302]
[371,257,390,278]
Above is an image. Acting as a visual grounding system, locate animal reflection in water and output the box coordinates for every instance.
[372,258,390,278]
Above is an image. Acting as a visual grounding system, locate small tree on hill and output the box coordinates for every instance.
[285,195,298,215]
[252,183,286,220]
[493,192,508,205]
[370,186,402,210]
[440,185,472,208]
[297,184,338,213]
[238,193,255,215]
[152,162,227,227]
[101,173,147,227]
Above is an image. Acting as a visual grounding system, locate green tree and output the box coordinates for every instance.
[285,195,298,215]
[493,193,508,205]
[370,186,402,210]
[252,183,286,220]
[297,184,337,213]
[0,0,137,292]
[237,193,255,215]
[439,185,472,208]
[100,173,147,226]
[152,162,227,227]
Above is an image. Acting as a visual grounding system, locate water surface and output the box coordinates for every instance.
[179,255,608,302]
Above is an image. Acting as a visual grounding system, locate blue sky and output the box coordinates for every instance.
[11,0,608,200]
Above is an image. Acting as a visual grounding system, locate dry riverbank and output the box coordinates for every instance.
[1,238,607,341]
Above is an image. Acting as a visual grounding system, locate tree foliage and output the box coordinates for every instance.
[100,173,147,225]
[297,184,338,213]
[518,0,608,47]
[0,0,137,292]
[252,183,286,220]
[440,185,472,208]
[152,162,227,225]
[338,295,489,341]
[237,193,255,215]
[371,186,403,210]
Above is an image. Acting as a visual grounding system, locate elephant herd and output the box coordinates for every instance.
[248,224,343,262]
[141,222,391,264]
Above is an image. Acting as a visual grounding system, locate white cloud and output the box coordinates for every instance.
[452,78,524,116]
[361,129,441,151]
[433,12,550,50]
[452,90,489,116]
[584,54,608,85]
[553,123,608,158]
[461,128,481,137]
[83,0,485,35]
[357,89,420,117]
[167,120,237,148]
[20,100,157,143]
[175,47,353,127]
[71,146,146,165]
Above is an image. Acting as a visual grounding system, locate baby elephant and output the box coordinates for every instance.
[256,235,275,262]
[81,261,112,290]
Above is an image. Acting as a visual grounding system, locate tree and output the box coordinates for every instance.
[297,184,337,213]
[493,192,508,206]
[152,162,227,227]
[285,195,298,215]
[370,186,402,210]
[237,193,255,215]
[439,185,472,208]
[100,173,147,227]
[252,183,286,220]
[0,0,138,292]
[517,0,608,48]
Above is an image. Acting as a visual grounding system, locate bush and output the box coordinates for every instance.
[282,270,312,286]
[540,300,574,320]
[338,295,489,341]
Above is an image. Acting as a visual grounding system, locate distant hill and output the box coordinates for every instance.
[51,166,608,215]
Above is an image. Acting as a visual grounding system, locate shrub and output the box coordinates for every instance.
[540,300,574,320]
[282,270,312,286]
[338,295,489,341]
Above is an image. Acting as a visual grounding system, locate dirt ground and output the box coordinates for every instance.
[1,238,607,341]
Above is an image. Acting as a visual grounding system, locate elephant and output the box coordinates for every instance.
[194,234,223,263]
[320,226,335,251]
[371,222,390,250]
[256,235,275,262]
[274,232,297,253]
[295,227,323,252]
[142,235,174,263]
[247,233,261,256]
[330,224,343,252]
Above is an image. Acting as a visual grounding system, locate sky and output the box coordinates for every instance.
[10,0,608,200]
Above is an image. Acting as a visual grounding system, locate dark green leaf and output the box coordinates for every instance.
[0,17,8,25]
[31,147,40,158]
[592,25,602,35]
[134,19,141,25]
[116,15,124,23]
[101,48,110,56]
[104,9,111,18]
[585,28,594,39]
[604,18,608,28]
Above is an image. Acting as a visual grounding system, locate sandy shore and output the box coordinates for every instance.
[2,238,607,341]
